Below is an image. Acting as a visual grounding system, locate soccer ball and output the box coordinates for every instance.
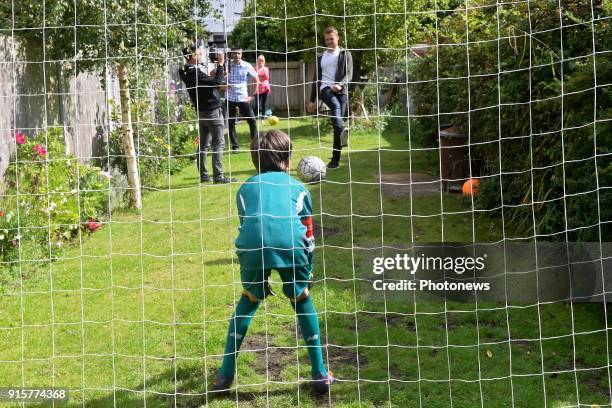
[297,156,327,183]
[268,115,279,126]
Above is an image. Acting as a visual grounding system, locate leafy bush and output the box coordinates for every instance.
[106,82,198,189]
[0,208,21,265]
[105,166,130,212]
[410,0,611,241]
[354,58,436,145]
[1,128,108,265]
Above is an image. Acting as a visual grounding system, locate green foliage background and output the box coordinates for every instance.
[411,0,611,241]
[2,129,108,266]
[1,0,209,76]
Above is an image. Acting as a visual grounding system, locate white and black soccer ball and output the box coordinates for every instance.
[297,156,327,183]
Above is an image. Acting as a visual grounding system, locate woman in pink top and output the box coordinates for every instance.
[255,55,271,117]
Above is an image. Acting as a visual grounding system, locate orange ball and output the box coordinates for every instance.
[462,178,480,197]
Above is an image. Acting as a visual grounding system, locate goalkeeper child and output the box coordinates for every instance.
[212,130,335,394]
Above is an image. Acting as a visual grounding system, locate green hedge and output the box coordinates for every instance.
[411,0,611,241]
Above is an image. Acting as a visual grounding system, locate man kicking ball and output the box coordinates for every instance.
[212,130,335,394]
[307,26,353,170]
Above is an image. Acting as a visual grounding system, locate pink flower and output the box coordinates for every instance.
[15,132,26,145]
[86,218,101,232]
[0,210,4,217]
[11,239,17,246]
[33,144,47,157]
[194,137,199,145]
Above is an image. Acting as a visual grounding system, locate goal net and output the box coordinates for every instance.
[0,0,611,406]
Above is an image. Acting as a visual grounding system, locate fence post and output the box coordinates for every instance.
[302,62,306,115]
[57,64,71,157]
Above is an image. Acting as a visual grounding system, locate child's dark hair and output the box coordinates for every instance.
[251,130,292,172]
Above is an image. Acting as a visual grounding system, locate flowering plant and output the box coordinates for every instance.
[2,128,108,264]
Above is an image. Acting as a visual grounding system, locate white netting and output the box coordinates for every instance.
[0,0,611,406]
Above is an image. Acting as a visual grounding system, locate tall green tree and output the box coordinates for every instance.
[1,0,210,208]
[230,0,455,80]
[229,4,303,63]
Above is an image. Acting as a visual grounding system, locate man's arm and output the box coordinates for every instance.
[251,76,259,96]
[209,57,228,91]
[248,65,259,101]
[336,49,353,92]
[196,52,226,86]
[307,55,320,113]
[196,65,224,86]
[309,56,319,103]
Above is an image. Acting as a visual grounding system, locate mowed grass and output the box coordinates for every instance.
[0,118,610,407]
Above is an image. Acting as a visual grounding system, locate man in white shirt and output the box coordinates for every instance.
[307,26,353,169]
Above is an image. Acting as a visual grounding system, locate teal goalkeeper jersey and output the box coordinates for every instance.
[235,171,315,271]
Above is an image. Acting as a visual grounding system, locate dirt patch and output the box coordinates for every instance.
[313,225,340,239]
[242,333,272,352]
[327,344,368,368]
[242,334,297,381]
[583,371,611,397]
[384,313,416,331]
[380,172,440,199]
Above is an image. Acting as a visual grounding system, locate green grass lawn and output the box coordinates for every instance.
[0,118,610,407]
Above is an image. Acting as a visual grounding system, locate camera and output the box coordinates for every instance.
[208,45,227,63]
[209,51,220,63]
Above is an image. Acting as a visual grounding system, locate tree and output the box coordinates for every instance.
[1,0,210,208]
[231,0,456,81]
[229,4,303,63]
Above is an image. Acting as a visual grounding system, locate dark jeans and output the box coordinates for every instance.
[255,91,269,116]
[319,87,347,163]
[197,108,225,179]
[227,100,257,150]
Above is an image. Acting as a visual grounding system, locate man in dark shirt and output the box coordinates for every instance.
[179,45,236,184]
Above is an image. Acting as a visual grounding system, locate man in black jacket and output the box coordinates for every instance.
[307,26,353,170]
[179,45,236,184]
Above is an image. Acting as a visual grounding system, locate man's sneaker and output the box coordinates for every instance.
[214,176,237,184]
[327,161,340,170]
[312,370,335,394]
[340,127,349,147]
[200,175,210,183]
[211,374,234,393]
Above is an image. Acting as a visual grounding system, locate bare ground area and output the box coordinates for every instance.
[380,172,440,199]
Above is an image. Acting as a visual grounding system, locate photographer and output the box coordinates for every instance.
[179,44,236,184]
